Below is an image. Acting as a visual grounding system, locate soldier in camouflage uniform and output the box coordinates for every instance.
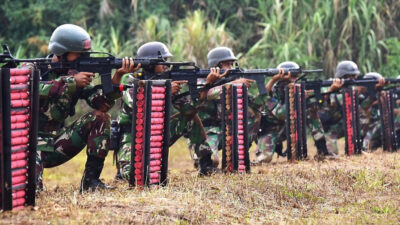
[361,72,390,150]
[320,61,385,153]
[115,41,218,179]
[187,47,255,169]
[255,61,334,163]
[35,24,137,192]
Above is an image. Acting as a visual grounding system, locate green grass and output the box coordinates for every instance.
[2,139,400,224]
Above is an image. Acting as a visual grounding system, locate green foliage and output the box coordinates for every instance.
[382,38,400,77]
[1,0,399,75]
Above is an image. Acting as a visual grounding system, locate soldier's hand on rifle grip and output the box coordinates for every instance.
[171,80,187,95]
[74,72,95,88]
[376,78,386,89]
[266,68,285,94]
[329,78,344,92]
[206,67,225,84]
[113,57,141,84]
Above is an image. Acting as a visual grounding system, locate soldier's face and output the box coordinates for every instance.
[154,64,169,73]
[66,52,81,62]
[219,60,234,70]
[343,74,357,80]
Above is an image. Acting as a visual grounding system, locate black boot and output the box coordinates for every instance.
[315,138,337,157]
[198,153,217,177]
[80,156,114,193]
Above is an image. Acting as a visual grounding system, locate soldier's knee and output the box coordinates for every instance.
[93,109,111,120]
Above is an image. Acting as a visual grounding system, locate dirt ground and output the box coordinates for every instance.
[1,138,400,224]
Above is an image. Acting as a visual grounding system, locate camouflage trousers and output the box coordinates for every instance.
[36,110,110,188]
[188,128,220,167]
[256,104,327,162]
[116,113,212,180]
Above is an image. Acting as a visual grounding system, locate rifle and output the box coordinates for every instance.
[304,78,400,104]
[0,44,194,94]
[138,63,323,100]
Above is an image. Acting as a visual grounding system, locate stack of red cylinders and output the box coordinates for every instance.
[344,91,354,155]
[135,86,145,186]
[235,85,246,173]
[10,68,31,209]
[149,86,165,184]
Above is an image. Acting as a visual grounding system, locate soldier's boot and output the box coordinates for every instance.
[198,153,218,177]
[80,156,114,193]
[315,138,338,158]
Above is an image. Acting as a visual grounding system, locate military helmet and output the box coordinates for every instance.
[364,72,382,80]
[48,24,91,56]
[207,47,237,68]
[396,75,400,80]
[137,42,172,59]
[277,61,300,69]
[335,60,360,78]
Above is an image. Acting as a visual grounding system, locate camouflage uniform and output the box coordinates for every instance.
[256,81,328,161]
[35,69,120,188]
[116,75,211,179]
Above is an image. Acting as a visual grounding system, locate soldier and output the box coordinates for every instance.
[188,47,256,171]
[255,61,334,163]
[115,41,221,179]
[35,24,137,192]
[320,61,385,153]
[361,72,388,151]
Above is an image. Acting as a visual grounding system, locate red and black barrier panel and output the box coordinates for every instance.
[285,83,307,160]
[378,90,398,152]
[129,80,171,188]
[221,84,250,173]
[342,88,362,155]
[1,68,39,210]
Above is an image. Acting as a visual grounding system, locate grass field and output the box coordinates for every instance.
[1,138,400,224]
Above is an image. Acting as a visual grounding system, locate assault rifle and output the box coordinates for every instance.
[0,44,194,94]
[138,63,323,100]
[303,78,400,104]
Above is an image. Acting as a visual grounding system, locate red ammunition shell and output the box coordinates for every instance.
[150,153,162,160]
[12,190,26,199]
[10,76,29,84]
[13,198,26,208]
[150,148,162,154]
[12,168,27,177]
[151,112,164,118]
[11,152,27,161]
[12,175,26,185]
[10,68,30,76]
[150,142,163,147]
[11,160,27,169]
[150,135,163,142]
[151,124,164,130]
[11,115,29,123]
[152,93,165,99]
[151,118,164,124]
[11,129,29,138]
[10,93,29,100]
[11,100,30,108]
[11,137,29,145]
[149,172,159,179]
[152,100,165,106]
[151,106,164,112]
[152,87,166,93]
[150,160,161,166]
[150,166,161,172]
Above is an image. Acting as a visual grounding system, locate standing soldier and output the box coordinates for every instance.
[36,24,136,192]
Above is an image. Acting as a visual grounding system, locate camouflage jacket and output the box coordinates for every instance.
[39,70,121,135]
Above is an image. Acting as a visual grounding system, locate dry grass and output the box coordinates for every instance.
[2,139,400,224]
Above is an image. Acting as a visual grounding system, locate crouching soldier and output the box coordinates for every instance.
[36,24,135,192]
